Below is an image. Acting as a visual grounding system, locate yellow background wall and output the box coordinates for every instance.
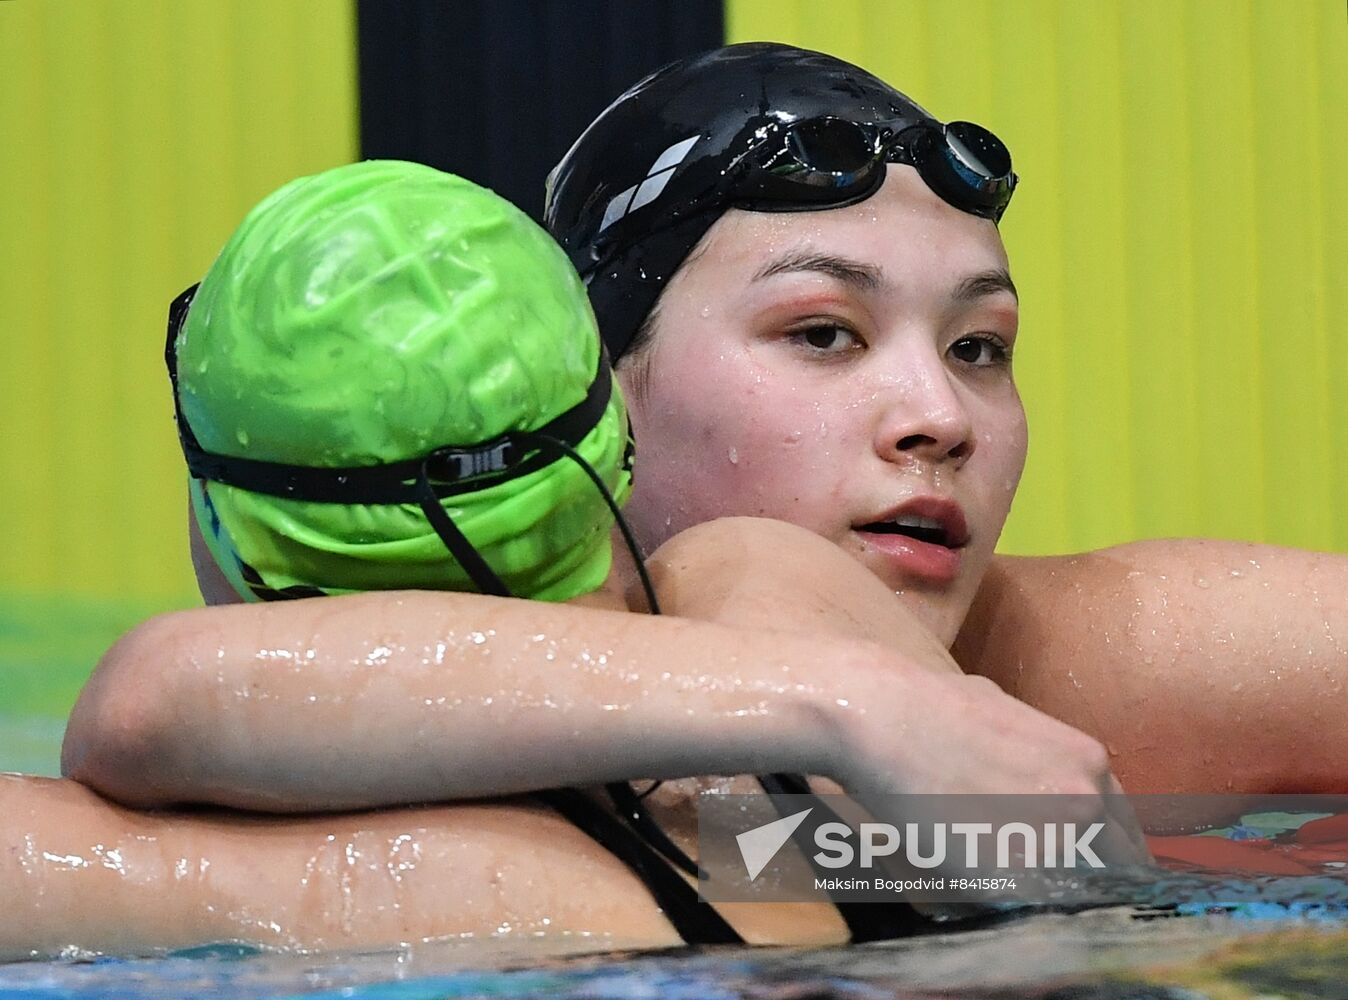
[1,1,1344,724]
[0,1,357,717]
[728,0,1347,556]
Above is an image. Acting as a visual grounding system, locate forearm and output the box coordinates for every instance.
[1,774,680,959]
[63,591,859,810]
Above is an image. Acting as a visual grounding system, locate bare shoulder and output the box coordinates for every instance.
[959,538,1343,664]
[650,516,888,603]
[647,518,952,664]
[653,516,850,564]
[956,541,1348,792]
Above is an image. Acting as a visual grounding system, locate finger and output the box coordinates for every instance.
[1100,779,1152,865]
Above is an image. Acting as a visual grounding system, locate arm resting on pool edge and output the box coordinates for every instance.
[956,539,1348,794]
[63,517,1125,819]
[0,773,687,960]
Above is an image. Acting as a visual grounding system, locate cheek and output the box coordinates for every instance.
[975,399,1029,505]
[625,360,849,531]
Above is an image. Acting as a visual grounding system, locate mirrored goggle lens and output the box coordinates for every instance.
[945,121,1012,180]
[779,117,877,185]
[902,121,1016,221]
[735,117,883,205]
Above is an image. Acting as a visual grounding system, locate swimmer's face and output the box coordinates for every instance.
[617,167,1027,644]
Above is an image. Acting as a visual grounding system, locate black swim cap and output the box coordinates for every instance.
[545,42,1016,360]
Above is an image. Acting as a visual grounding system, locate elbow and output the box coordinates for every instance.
[62,614,189,806]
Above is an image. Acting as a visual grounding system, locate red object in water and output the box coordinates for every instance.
[1147,811,1348,876]
[1294,812,1348,846]
[1147,835,1319,876]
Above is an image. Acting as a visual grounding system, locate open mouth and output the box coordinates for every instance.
[855,507,970,549]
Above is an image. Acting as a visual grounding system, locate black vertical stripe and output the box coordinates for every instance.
[357,0,725,222]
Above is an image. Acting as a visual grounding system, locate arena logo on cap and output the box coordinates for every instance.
[597,135,700,233]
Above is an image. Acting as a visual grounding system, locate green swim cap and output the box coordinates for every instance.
[171,160,631,602]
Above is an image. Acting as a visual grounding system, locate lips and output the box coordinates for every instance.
[853,497,969,585]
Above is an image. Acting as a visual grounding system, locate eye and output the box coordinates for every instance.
[949,334,1011,368]
[790,323,864,355]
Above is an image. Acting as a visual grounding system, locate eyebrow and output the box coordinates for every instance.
[753,250,1018,310]
[952,269,1018,304]
[751,251,885,292]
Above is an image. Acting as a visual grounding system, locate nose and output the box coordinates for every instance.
[873,368,976,468]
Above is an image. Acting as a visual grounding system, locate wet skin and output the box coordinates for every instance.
[620,166,1027,646]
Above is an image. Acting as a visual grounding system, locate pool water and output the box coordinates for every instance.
[0,713,64,776]
[6,692,1348,996]
[2,909,1348,999]
[5,786,1348,1000]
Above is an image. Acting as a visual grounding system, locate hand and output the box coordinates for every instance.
[826,649,1150,870]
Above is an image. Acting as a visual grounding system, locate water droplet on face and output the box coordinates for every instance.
[699,304,711,318]
[1196,577,1211,589]
[727,447,738,465]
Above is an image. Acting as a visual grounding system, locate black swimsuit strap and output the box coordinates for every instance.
[534,788,743,946]
[757,772,931,942]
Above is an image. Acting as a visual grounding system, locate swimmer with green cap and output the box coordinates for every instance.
[160,160,768,941]
[9,161,804,958]
[168,159,643,608]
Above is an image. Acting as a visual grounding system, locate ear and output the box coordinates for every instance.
[187,488,244,606]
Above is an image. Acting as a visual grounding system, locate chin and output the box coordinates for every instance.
[869,557,977,645]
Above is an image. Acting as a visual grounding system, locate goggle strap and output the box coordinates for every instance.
[237,557,328,603]
[167,278,614,505]
[524,430,660,617]
[528,429,696,881]
[414,461,513,598]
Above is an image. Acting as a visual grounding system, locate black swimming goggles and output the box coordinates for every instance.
[165,283,654,609]
[726,115,1016,222]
